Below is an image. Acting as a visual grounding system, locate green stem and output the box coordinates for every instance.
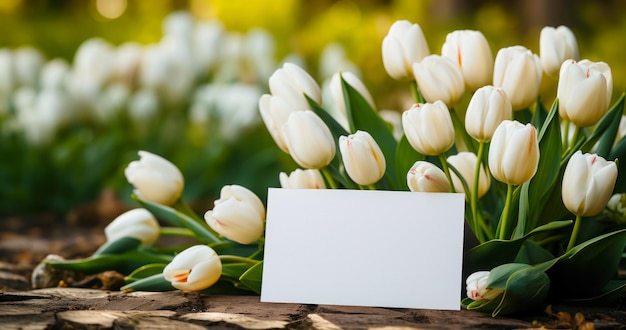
[173,198,222,241]
[321,167,338,189]
[438,154,454,193]
[219,255,260,266]
[410,81,425,103]
[471,142,485,238]
[567,215,583,251]
[159,227,196,237]
[449,108,476,153]
[498,184,514,240]
[562,119,571,150]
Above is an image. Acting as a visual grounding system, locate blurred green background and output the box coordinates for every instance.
[1,0,625,219]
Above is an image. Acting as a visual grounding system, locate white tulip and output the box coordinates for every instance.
[163,245,222,291]
[204,185,265,245]
[279,169,326,189]
[381,20,430,81]
[441,30,493,91]
[125,150,184,205]
[104,208,160,245]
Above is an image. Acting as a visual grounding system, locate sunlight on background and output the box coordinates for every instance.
[95,0,127,20]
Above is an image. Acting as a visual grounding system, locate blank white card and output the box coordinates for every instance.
[261,188,465,310]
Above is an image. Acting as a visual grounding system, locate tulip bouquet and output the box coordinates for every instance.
[40,18,626,316]
[259,21,626,316]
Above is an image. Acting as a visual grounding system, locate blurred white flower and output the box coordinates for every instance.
[244,28,277,82]
[193,20,224,77]
[112,42,143,88]
[319,43,360,80]
[14,47,45,88]
[40,58,70,90]
[128,88,159,125]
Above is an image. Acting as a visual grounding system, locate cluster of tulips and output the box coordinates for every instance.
[45,19,626,316]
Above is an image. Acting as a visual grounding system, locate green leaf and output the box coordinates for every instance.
[558,280,626,306]
[132,195,221,244]
[492,264,551,316]
[610,135,626,192]
[340,75,399,189]
[47,251,173,275]
[93,237,142,256]
[486,263,531,289]
[125,263,167,283]
[581,93,625,157]
[549,229,626,298]
[514,240,555,265]
[121,273,175,292]
[239,261,263,295]
[221,263,255,280]
[395,134,425,190]
[525,99,562,234]
[464,220,572,275]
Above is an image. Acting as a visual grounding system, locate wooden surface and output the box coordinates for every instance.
[1,288,625,329]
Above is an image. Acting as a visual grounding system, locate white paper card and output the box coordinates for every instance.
[261,188,465,310]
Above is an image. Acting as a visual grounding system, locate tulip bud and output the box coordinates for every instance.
[281,110,336,169]
[269,62,321,110]
[330,71,376,118]
[466,271,503,301]
[412,55,465,107]
[540,25,579,78]
[381,20,430,81]
[163,245,222,291]
[441,30,493,91]
[606,193,626,224]
[104,208,160,245]
[259,93,297,153]
[125,150,184,205]
[204,185,265,245]
[406,161,450,193]
[488,120,540,185]
[493,46,542,110]
[447,152,491,198]
[402,101,455,156]
[339,130,386,185]
[557,59,612,127]
[465,86,512,143]
[279,169,326,189]
[562,151,618,217]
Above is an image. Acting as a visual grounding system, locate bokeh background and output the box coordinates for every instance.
[1,0,625,220]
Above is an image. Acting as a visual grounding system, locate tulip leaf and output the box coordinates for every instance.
[132,194,221,244]
[93,237,142,256]
[486,263,531,289]
[524,98,562,234]
[121,273,175,292]
[222,262,256,280]
[557,280,626,306]
[340,75,399,189]
[463,295,503,314]
[46,251,173,275]
[395,134,425,190]
[514,240,555,265]
[464,220,572,275]
[582,93,625,157]
[548,228,626,298]
[210,240,262,258]
[125,263,167,283]
[610,136,626,192]
[492,264,551,316]
[239,261,263,295]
